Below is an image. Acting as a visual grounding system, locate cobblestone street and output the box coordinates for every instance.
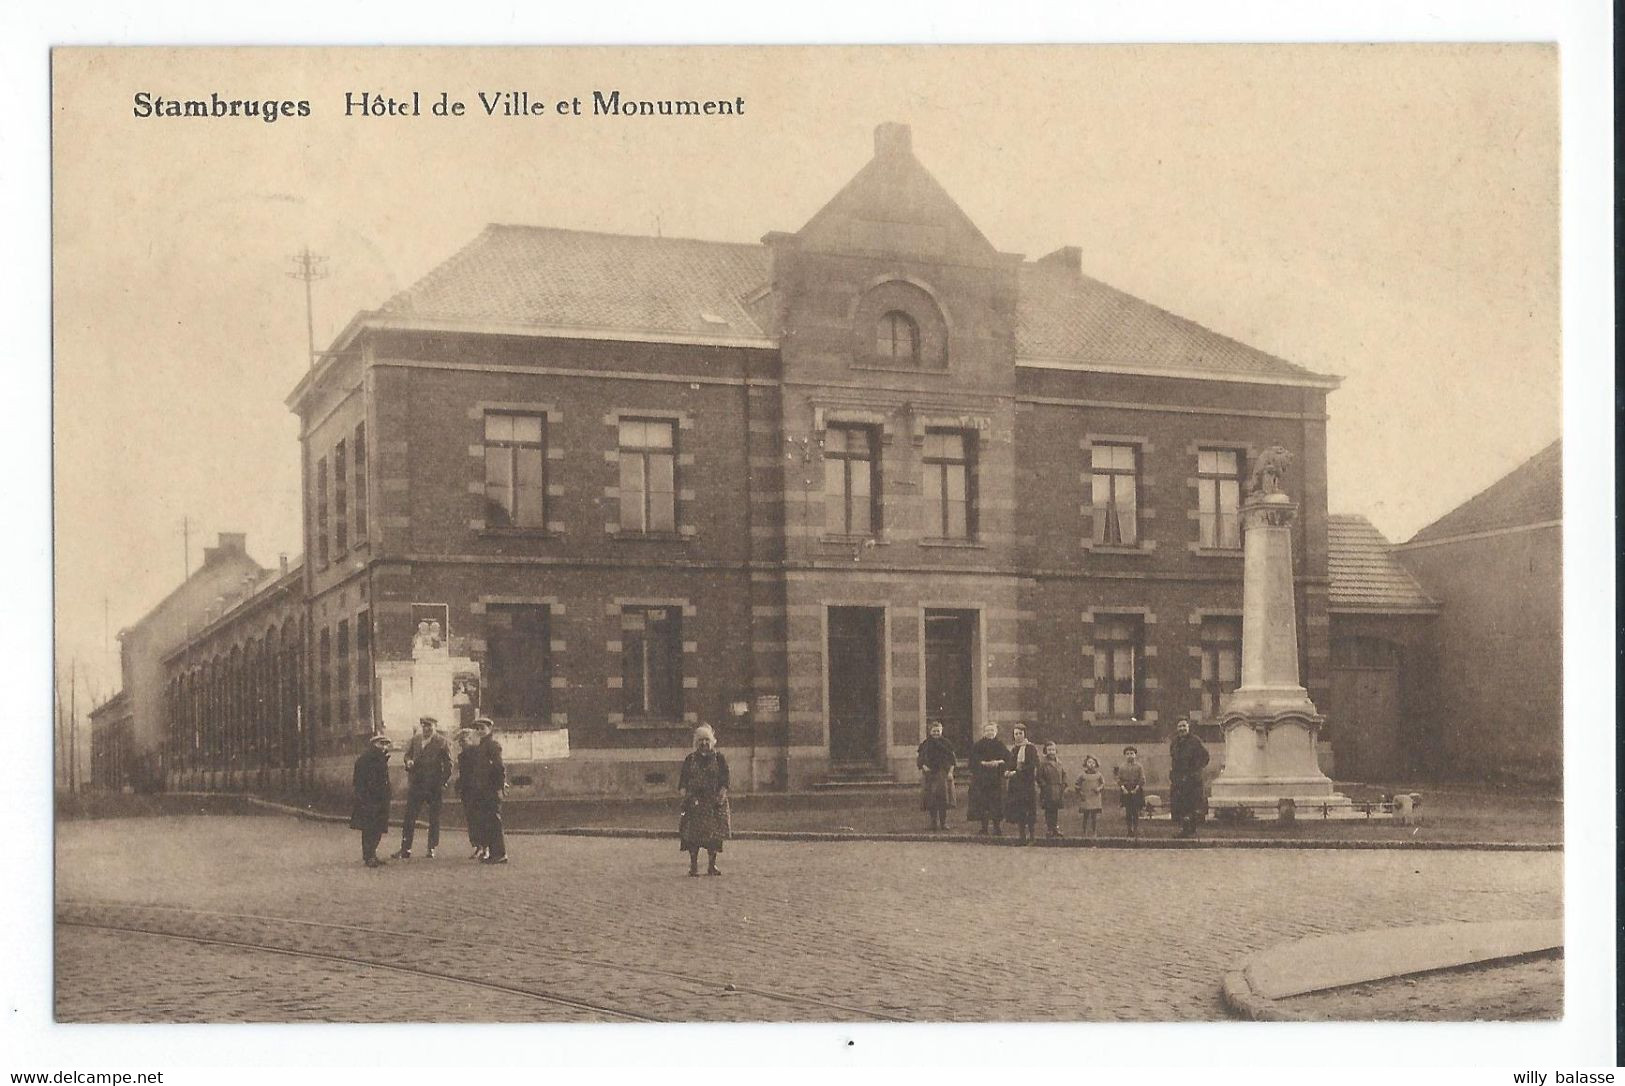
[55,816,1562,1023]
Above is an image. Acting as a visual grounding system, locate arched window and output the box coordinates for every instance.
[876,310,920,363]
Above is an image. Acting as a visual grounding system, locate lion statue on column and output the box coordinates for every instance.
[1247,445,1294,498]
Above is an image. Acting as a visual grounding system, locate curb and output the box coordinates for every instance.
[538,826,1558,851]
[1219,929,1564,1021]
[1221,968,1305,1022]
[229,798,1559,851]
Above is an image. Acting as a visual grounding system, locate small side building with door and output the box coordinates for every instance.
[1392,440,1561,783]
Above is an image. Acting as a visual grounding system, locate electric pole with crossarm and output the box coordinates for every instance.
[287,246,329,368]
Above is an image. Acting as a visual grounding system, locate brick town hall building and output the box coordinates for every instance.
[96,123,1397,798]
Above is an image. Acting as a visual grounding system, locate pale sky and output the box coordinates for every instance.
[52,45,1561,703]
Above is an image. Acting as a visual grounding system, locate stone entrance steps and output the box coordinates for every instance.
[811,763,911,792]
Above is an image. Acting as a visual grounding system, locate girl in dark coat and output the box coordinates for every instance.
[916,720,958,831]
[349,734,393,867]
[968,723,1009,835]
[679,724,730,876]
[1168,719,1211,838]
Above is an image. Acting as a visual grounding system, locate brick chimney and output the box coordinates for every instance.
[216,532,247,554]
[874,122,912,158]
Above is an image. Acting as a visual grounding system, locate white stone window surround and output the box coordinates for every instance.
[464,401,567,535]
[1184,439,1255,556]
[605,596,699,728]
[1079,606,1160,725]
[1186,607,1243,721]
[1079,433,1157,555]
[601,410,697,540]
[469,594,568,727]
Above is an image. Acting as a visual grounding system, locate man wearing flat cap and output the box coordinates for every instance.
[394,715,453,860]
[350,733,394,868]
[468,717,508,864]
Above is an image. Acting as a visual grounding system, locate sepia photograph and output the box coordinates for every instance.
[20,25,1615,1074]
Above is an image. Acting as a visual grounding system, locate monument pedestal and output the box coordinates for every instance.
[1207,491,1351,815]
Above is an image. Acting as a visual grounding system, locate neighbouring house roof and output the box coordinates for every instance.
[89,689,131,722]
[1327,514,1439,613]
[1405,439,1562,546]
[369,224,1337,387]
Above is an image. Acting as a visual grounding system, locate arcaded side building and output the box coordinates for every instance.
[270,122,1341,796]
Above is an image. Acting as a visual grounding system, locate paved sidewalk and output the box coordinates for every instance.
[1223,919,1563,1020]
[56,814,1563,1023]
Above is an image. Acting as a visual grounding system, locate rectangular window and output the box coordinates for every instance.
[1200,616,1242,717]
[333,440,349,553]
[1091,443,1139,545]
[485,604,551,725]
[823,425,880,536]
[1093,614,1144,718]
[355,610,372,729]
[315,456,329,567]
[483,412,547,529]
[317,627,331,732]
[922,429,976,540]
[1197,448,1243,549]
[618,419,676,533]
[335,619,351,730]
[621,605,682,719]
[353,422,368,544]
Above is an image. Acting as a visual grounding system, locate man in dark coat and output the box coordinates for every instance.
[1168,718,1211,838]
[455,728,486,858]
[394,715,453,860]
[349,733,393,867]
[1004,723,1041,843]
[471,717,508,864]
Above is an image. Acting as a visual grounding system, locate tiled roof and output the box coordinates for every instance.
[1406,440,1561,545]
[373,225,1333,384]
[1016,264,1328,381]
[1327,514,1438,612]
[379,225,772,340]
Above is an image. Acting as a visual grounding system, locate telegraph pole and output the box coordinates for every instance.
[182,515,191,579]
[287,247,328,368]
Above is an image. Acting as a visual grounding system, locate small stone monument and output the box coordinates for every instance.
[1208,446,1353,816]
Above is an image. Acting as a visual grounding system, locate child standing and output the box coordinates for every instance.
[1036,742,1069,839]
[1115,746,1146,838]
[1076,754,1105,837]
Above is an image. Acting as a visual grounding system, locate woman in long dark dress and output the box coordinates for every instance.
[968,722,1010,835]
[916,719,957,831]
[679,724,731,876]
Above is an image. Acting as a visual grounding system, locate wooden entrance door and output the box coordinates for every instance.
[827,607,883,766]
[924,609,976,754]
[1329,637,1402,779]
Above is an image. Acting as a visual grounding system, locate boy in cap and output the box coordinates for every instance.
[349,733,393,867]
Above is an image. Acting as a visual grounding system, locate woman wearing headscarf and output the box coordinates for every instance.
[968,722,1010,836]
[678,724,731,876]
[916,719,957,831]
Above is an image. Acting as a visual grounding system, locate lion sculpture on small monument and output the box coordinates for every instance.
[1247,445,1294,499]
